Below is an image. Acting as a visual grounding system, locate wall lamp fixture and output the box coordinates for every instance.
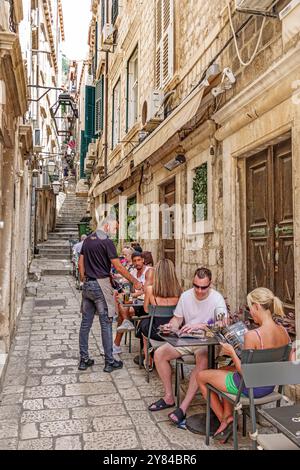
[164,154,186,171]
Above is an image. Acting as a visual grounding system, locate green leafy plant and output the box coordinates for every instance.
[192,163,208,222]
[127,196,137,242]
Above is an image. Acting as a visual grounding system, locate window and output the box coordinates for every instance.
[101,0,106,29]
[92,21,98,80]
[193,163,208,222]
[85,85,95,138]
[126,47,139,132]
[111,0,119,25]
[112,79,121,149]
[95,75,104,135]
[155,0,174,89]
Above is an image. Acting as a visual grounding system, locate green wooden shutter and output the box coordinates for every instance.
[80,130,87,179]
[95,75,104,134]
[101,0,105,28]
[85,85,95,138]
[112,0,119,24]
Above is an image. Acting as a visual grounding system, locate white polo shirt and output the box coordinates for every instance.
[174,288,227,325]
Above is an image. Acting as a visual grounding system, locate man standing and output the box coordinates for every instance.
[78,215,142,373]
[148,267,227,424]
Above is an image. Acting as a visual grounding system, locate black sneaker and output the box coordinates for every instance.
[78,358,94,371]
[103,360,123,373]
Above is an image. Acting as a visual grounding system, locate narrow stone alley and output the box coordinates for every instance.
[0,267,256,450]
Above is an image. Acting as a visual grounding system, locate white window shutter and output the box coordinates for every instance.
[113,80,121,148]
[156,0,174,88]
[155,0,163,88]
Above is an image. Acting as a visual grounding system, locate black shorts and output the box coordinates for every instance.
[138,317,170,341]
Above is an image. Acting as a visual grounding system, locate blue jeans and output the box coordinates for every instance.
[79,280,114,364]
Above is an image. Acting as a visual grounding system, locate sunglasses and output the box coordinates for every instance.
[193,283,211,291]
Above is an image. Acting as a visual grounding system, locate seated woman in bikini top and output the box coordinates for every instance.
[196,287,291,442]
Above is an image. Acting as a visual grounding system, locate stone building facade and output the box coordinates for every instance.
[82,0,300,339]
[0,0,65,376]
[0,0,33,370]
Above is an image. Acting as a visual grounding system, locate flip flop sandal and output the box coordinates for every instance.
[148,398,175,412]
[213,422,234,442]
[168,407,186,425]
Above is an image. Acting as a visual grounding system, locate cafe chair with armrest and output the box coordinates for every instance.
[145,305,176,383]
[205,344,291,450]
[242,360,300,451]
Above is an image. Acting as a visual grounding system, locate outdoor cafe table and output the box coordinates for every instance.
[258,404,300,448]
[119,299,144,310]
[158,333,220,434]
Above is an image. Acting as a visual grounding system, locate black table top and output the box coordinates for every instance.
[259,405,300,447]
[119,300,144,308]
[158,333,219,348]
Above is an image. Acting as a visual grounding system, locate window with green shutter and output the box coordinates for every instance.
[80,131,90,179]
[95,75,104,135]
[85,85,95,138]
[101,0,106,28]
[112,0,119,25]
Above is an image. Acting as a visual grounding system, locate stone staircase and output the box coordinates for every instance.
[37,192,88,261]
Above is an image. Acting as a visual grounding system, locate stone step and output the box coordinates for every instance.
[48,234,78,240]
[39,253,72,260]
[38,247,71,253]
[55,226,78,230]
[54,225,77,232]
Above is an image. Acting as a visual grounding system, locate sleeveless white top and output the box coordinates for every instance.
[131,266,150,285]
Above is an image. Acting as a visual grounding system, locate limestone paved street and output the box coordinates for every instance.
[0,268,253,450]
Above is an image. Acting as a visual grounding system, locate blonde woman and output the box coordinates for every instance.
[139,259,182,371]
[196,287,291,442]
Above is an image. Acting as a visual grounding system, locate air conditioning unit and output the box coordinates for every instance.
[33,128,42,147]
[141,90,164,132]
[102,23,114,46]
[235,0,274,11]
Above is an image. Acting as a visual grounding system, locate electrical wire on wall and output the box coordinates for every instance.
[226,0,266,67]
[226,0,281,67]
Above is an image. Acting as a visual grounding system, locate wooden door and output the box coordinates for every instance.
[274,140,294,314]
[160,179,176,265]
[246,137,294,315]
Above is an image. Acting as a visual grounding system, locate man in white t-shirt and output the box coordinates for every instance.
[148,267,227,425]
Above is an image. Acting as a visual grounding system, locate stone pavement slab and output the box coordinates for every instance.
[0,271,255,451]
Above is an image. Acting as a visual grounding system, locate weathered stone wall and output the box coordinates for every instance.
[92,0,298,300]
[35,189,56,243]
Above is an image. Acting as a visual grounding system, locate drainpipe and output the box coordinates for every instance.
[104,51,108,177]
[103,0,109,177]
